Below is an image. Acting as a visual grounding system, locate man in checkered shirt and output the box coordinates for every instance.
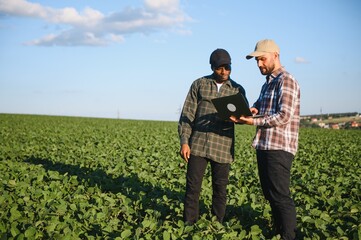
[178,48,247,224]
[231,39,300,240]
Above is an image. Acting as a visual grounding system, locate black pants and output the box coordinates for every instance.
[183,155,230,224]
[257,150,297,240]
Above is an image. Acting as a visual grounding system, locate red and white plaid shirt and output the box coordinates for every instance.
[252,67,300,155]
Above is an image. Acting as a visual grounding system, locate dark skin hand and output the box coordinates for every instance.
[180,144,191,162]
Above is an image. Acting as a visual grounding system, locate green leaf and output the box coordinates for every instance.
[121,229,132,239]
[142,219,151,228]
[96,212,105,220]
[163,231,170,240]
[70,203,77,211]
[239,230,246,239]
[10,223,20,237]
[250,225,262,235]
[46,222,58,232]
[10,206,21,221]
[350,208,359,213]
[8,180,16,187]
[25,226,37,238]
[302,216,313,223]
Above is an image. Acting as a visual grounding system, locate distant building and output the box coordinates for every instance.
[351,121,359,128]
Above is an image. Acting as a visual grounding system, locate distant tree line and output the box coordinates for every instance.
[305,112,359,119]
[300,121,321,128]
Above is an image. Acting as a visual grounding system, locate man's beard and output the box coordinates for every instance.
[259,63,275,76]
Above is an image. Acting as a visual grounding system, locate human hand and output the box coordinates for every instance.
[180,144,191,162]
[250,107,258,115]
[229,115,254,125]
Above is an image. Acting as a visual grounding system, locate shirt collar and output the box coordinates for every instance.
[266,67,284,83]
[211,74,232,87]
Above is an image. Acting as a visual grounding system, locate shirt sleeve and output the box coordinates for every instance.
[253,76,299,127]
[178,81,198,145]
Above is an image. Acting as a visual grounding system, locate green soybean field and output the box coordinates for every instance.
[0,114,360,239]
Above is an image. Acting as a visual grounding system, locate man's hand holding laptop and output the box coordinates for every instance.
[230,107,259,125]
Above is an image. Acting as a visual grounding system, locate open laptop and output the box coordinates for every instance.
[211,92,260,120]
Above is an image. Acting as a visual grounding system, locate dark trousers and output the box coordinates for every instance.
[183,155,230,224]
[256,150,297,240]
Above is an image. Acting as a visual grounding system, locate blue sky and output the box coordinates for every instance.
[1,0,360,121]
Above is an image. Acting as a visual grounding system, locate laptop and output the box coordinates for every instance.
[211,92,254,120]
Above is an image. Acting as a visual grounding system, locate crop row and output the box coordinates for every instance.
[0,114,360,239]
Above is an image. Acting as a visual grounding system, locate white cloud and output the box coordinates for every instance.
[25,30,108,46]
[107,34,125,44]
[144,0,181,14]
[0,0,191,46]
[48,7,103,26]
[0,0,47,18]
[294,57,310,64]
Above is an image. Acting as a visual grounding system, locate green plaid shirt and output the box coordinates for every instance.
[178,74,247,163]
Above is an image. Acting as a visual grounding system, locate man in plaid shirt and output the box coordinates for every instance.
[178,49,247,224]
[231,39,300,239]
